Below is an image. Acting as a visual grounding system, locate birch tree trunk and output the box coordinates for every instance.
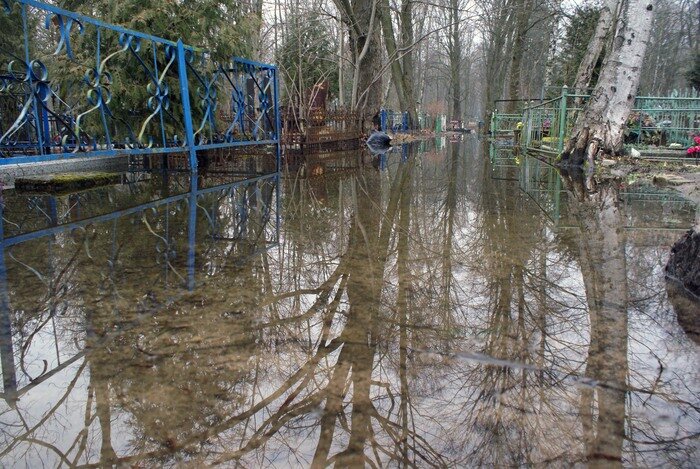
[561,0,655,167]
[566,179,629,467]
[572,0,618,94]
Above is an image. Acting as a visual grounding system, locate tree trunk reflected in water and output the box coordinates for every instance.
[562,174,629,468]
[0,142,697,467]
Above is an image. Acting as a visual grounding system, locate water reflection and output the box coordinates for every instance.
[0,142,697,467]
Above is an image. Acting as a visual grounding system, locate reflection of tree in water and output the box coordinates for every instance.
[0,178,278,465]
[447,153,587,466]
[89,181,277,463]
[561,175,629,467]
[2,153,449,466]
[2,146,698,467]
[560,175,699,467]
[424,161,695,467]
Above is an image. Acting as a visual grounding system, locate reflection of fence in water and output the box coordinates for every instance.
[518,155,564,224]
[0,173,279,405]
[285,149,364,178]
[518,155,696,233]
[489,146,521,183]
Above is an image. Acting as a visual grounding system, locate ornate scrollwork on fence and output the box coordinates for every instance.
[136,44,177,148]
[0,0,279,170]
[44,13,84,59]
[188,57,220,143]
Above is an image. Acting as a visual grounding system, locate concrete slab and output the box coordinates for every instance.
[15,172,123,193]
[0,155,129,188]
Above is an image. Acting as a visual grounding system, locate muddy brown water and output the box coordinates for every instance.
[0,139,698,467]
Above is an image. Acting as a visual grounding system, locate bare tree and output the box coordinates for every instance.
[561,0,655,167]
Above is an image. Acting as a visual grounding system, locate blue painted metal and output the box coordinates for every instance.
[187,177,197,291]
[0,0,280,172]
[380,109,388,132]
[381,109,410,133]
[2,173,278,247]
[177,40,198,173]
[19,0,199,51]
[0,173,281,395]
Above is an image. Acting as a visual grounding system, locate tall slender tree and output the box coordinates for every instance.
[572,0,618,94]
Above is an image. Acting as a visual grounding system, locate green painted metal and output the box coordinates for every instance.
[491,113,522,138]
[494,86,700,157]
[557,86,568,153]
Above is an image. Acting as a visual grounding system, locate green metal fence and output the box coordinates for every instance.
[631,94,700,146]
[490,113,522,137]
[521,86,588,155]
[495,87,700,158]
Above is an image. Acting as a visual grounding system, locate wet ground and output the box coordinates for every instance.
[0,138,698,467]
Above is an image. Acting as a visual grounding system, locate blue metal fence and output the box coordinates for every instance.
[0,0,280,172]
[380,109,408,133]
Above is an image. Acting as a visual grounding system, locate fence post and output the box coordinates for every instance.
[557,85,568,153]
[524,102,532,148]
[176,39,197,173]
[273,66,281,174]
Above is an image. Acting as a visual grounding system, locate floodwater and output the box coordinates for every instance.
[0,139,698,467]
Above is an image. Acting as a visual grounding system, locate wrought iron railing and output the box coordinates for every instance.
[630,94,700,147]
[281,107,362,154]
[520,88,584,155]
[0,0,280,171]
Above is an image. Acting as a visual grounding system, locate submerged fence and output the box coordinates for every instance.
[0,0,280,171]
[492,87,700,160]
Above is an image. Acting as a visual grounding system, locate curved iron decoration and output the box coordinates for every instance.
[44,13,84,60]
[137,44,177,148]
[0,0,280,170]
